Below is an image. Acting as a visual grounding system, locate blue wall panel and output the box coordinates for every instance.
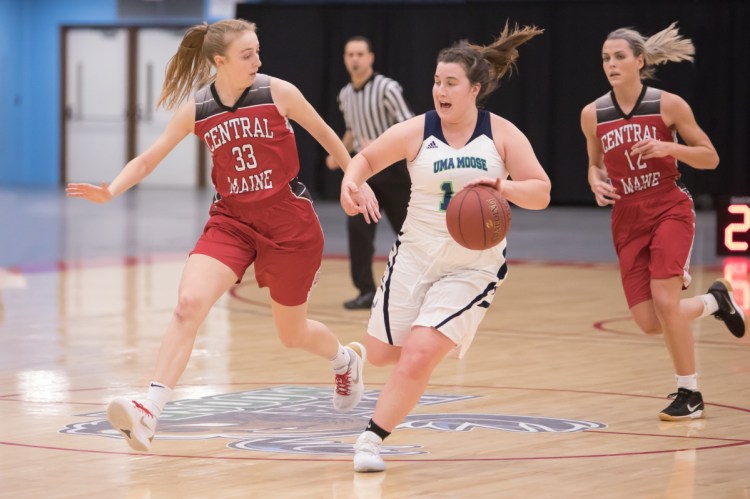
[0,0,24,186]
[1,0,118,186]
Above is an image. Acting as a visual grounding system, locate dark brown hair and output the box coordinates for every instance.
[437,22,543,105]
[345,35,373,53]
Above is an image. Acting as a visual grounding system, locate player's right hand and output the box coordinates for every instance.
[341,181,381,224]
[591,178,619,206]
[66,181,114,204]
[464,176,502,194]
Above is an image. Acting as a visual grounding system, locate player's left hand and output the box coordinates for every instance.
[463,177,503,194]
[630,139,673,160]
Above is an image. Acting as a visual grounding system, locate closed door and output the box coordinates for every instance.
[137,28,200,187]
[65,29,128,183]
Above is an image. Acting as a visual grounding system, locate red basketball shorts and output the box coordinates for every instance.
[611,186,695,308]
[191,192,324,307]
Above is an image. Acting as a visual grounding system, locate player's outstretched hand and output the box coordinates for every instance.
[341,181,381,224]
[66,181,114,204]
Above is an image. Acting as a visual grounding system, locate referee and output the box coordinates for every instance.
[326,36,413,310]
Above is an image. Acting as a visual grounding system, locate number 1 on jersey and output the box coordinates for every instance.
[439,181,454,211]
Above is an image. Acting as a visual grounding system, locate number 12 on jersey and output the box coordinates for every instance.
[624,149,646,171]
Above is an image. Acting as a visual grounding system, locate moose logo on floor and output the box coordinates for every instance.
[60,386,606,455]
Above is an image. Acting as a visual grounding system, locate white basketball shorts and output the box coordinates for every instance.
[367,223,508,359]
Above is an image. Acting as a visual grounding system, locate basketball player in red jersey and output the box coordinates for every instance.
[580,23,746,421]
[66,19,379,452]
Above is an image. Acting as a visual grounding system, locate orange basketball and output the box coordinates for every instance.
[445,185,512,250]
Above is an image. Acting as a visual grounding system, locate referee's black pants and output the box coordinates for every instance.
[347,159,410,295]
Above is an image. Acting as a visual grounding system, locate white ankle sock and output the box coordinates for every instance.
[330,344,351,373]
[698,293,719,318]
[145,381,172,418]
[676,374,698,392]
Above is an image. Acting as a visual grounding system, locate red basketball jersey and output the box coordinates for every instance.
[194,74,301,213]
[595,86,679,200]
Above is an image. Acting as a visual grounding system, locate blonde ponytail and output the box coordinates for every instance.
[157,19,257,110]
[158,23,211,110]
[643,22,695,69]
[607,22,694,80]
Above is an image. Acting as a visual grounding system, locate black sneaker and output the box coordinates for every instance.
[659,388,705,421]
[344,291,375,310]
[707,279,747,338]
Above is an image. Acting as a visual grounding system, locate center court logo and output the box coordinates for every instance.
[60,386,606,456]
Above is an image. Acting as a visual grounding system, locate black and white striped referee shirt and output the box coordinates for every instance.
[337,73,413,153]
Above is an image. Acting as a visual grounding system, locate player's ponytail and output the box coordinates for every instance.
[607,22,694,81]
[157,19,257,110]
[643,22,694,72]
[437,22,543,105]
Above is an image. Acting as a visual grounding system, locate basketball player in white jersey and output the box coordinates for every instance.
[340,23,551,472]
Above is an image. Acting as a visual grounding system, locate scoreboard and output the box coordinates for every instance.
[717,196,750,256]
[717,196,750,311]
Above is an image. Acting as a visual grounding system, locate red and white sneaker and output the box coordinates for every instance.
[107,397,157,451]
[333,342,366,412]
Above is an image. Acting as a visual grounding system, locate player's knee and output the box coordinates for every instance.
[634,315,662,335]
[395,349,435,379]
[652,296,679,319]
[277,336,302,349]
[173,291,207,324]
[639,323,662,336]
[276,328,307,349]
[631,311,662,335]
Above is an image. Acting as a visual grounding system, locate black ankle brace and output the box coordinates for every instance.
[366,418,391,441]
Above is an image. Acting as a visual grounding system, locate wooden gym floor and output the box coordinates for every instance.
[0,187,748,498]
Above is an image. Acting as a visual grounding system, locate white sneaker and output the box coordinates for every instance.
[333,342,366,412]
[353,431,385,473]
[107,397,157,452]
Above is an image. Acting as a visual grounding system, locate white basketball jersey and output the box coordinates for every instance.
[407,109,506,236]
